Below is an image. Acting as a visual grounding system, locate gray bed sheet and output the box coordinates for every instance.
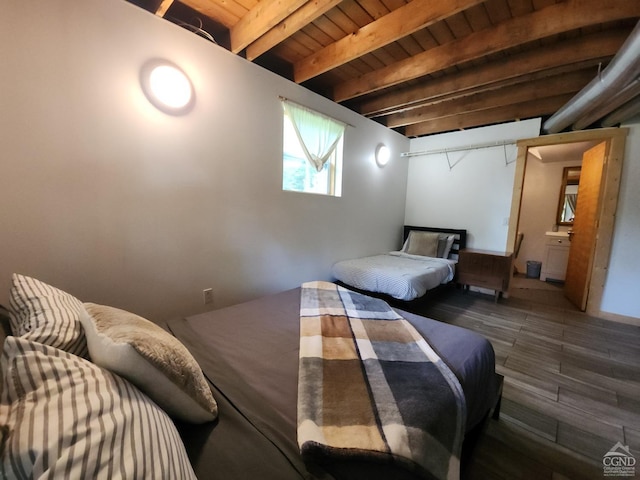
[167,287,498,480]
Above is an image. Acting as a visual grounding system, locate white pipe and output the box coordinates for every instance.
[601,94,640,127]
[543,20,640,133]
[572,78,640,130]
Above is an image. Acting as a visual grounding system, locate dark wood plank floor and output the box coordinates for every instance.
[406,278,640,480]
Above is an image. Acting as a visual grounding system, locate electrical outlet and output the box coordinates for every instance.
[203,288,213,305]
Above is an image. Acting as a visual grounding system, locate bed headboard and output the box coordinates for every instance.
[402,225,467,260]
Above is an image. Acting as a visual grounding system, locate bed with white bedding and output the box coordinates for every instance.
[331,252,456,301]
[332,226,467,301]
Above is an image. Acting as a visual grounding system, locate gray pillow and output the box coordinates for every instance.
[405,231,440,257]
[80,303,217,423]
[437,234,456,258]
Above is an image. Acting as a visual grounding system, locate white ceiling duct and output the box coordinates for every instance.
[572,78,640,130]
[602,94,640,127]
[543,20,640,134]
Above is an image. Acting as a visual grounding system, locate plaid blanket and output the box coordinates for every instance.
[297,281,466,479]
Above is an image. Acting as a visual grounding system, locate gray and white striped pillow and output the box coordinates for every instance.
[8,273,88,357]
[0,336,197,480]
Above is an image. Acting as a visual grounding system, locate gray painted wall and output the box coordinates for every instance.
[0,0,409,320]
[516,155,579,275]
[406,119,640,320]
[3,0,636,322]
[405,119,541,250]
[601,121,640,319]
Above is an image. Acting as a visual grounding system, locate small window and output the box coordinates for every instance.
[281,100,345,196]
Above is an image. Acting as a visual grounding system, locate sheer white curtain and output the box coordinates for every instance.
[282,100,346,172]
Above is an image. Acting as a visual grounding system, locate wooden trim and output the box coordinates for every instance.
[555,166,582,227]
[506,144,528,257]
[514,128,626,148]
[508,128,629,316]
[587,130,627,317]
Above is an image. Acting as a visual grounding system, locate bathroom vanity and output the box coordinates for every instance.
[540,231,570,282]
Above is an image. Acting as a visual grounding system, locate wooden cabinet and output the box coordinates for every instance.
[540,236,570,282]
[457,249,513,302]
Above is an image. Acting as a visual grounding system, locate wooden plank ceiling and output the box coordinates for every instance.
[130,0,639,138]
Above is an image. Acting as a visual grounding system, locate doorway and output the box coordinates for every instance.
[507,128,628,316]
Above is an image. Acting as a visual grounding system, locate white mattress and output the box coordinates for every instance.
[331,251,456,301]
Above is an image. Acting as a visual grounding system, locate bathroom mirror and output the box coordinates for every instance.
[556,166,581,226]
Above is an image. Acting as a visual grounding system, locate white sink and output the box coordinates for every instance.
[545,231,570,238]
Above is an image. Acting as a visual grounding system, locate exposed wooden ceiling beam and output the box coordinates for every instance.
[386,70,594,128]
[333,0,638,102]
[358,29,628,117]
[178,0,240,28]
[372,59,611,121]
[404,94,574,137]
[155,0,174,17]
[246,0,342,61]
[230,0,308,54]
[293,0,485,83]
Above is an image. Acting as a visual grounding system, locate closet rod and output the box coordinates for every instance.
[400,139,517,158]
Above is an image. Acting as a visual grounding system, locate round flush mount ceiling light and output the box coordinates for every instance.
[140,59,195,115]
[375,143,391,167]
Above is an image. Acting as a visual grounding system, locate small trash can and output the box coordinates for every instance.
[526,260,542,279]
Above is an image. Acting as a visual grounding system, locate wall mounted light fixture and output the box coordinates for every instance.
[140,59,195,115]
[375,143,391,167]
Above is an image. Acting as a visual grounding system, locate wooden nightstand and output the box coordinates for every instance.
[457,249,513,302]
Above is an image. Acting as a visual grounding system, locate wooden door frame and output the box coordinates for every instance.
[507,127,628,317]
